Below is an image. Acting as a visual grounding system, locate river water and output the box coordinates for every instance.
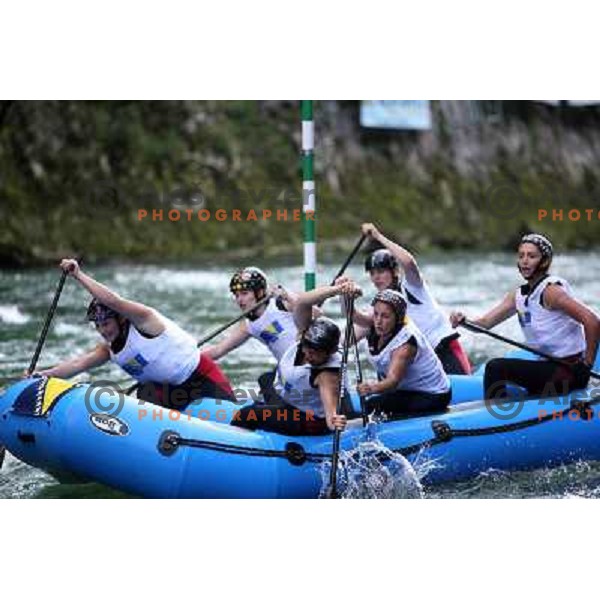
[1,251,600,499]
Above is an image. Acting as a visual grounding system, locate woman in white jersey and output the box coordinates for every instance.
[205,267,299,362]
[36,259,235,409]
[205,266,308,398]
[450,234,600,398]
[350,223,471,375]
[232,283,354,435]
[356,288,451,417]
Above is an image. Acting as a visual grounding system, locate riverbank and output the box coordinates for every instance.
[2,101,600,267]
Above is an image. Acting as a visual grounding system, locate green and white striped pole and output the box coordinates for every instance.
[301,100,316,291]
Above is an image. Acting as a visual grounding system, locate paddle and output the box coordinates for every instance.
[340,295,368,426]
[326,295,355,499]
[329,233,367,286]
[124,293,274,396]
[1,267,71,469]
[27,269,70,375]
[460,319,600,380]
[349,322,368,427]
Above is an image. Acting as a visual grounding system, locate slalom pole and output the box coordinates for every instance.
[302,100,316,291]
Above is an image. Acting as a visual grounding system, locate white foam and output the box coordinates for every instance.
[0,305,29,325]
[54,322,84,336]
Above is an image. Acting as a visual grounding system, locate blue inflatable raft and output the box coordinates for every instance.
[1,375,599,498]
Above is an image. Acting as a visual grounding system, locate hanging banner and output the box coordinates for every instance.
[538,100,600,107]
[360,100,431,130]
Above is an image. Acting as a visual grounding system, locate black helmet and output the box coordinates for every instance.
[86,299,119,323]
[365,249,398,272]
[302,317,341,354]
[229,267,268,294]
[520,233,553,262]
[371,289,407,321]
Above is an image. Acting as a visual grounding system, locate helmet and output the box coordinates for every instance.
[229,267,268,294]
[520,233,553,262]
[371,289,407,321]
[86,299,119,323]
[302,317,341,354]
[365,249,398,272]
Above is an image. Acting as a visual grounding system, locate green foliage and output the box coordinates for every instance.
[1,101,599,266]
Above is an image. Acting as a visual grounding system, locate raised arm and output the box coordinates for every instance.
[60,258,163,335]
[293,281,360,331]
[544,285,600,366]
[449,291,517,330]
[35,344,111,379]
[362,222,422,287]
[268,285,323,320]
[203,322,251,360]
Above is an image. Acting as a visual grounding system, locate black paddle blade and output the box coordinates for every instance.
[324,485,339,499]
[0,445,6,470]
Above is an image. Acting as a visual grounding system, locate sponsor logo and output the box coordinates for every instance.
[90,413,130,436]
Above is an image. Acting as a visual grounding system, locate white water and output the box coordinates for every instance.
[0,304,29,325]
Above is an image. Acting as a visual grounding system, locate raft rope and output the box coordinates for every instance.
[157,395,600,466]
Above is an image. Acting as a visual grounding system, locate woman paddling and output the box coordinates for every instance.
[232,282,354,435]
[35,259,235,409]
[347,223,472,375]
[356,288,452,417]
[450,233,600,398]
[205,266,317,398]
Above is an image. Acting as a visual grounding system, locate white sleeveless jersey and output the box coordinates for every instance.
[273,342,343,418]
[515,275,586,359]
[367,319,450,394]
[401,279,455,349]
[246,298,298,362]
[110,312,200,384]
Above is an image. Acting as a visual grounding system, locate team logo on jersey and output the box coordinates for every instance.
[517,310,532,327]
[259,320,284,345]
[121,353,149,377]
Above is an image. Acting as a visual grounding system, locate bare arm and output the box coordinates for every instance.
[544,285,600,365]
[352,306,373,329]
[315,369,347,431]
[358,343,415,395]
[362,222,422,287]
[273,285,322,319]
[293,282,359,331]
[450,291,517,330]
[203,322,251,360]
[36,344,110,379]
[60,258,163,336]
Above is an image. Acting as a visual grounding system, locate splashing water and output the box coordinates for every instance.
[319,427,437,499]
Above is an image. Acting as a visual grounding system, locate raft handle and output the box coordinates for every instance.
[17,431,36,444]
[158,431,181,457]
[431,421,453,442]
[570,400,594,421]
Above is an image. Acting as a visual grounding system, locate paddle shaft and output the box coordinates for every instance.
[195,293,272,348]
[328,296,355,498]
[342,296,368,426]
[461,319,600,379]
[329,233,367,286]
[28,270,69,374]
